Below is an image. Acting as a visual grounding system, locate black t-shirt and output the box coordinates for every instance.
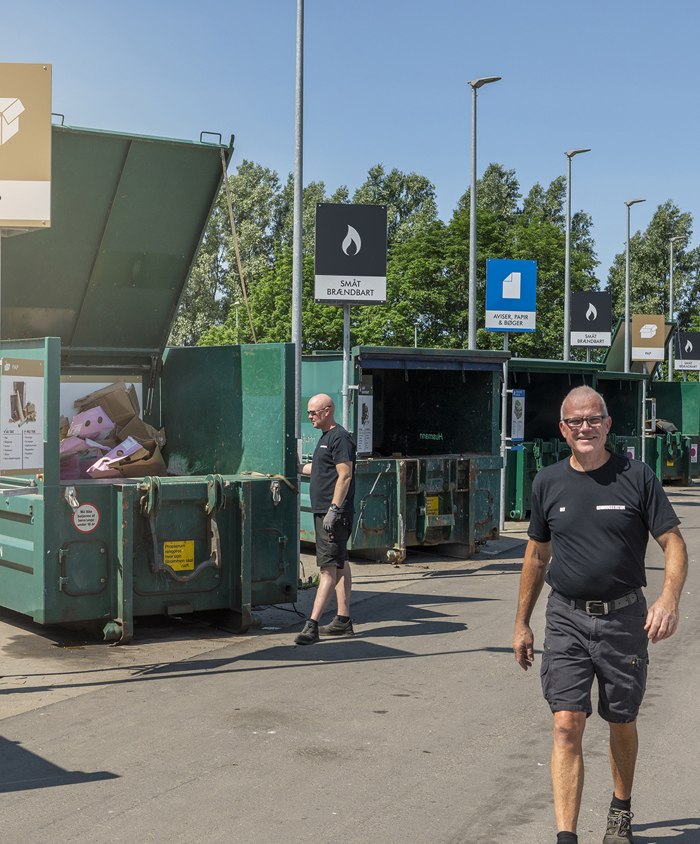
[310,424,356,514]
[528,451,680,600]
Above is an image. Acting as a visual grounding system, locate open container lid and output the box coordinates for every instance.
[603,317,675,377]
[1,124,232,370]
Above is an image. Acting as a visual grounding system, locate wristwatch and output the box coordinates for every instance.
[329,503,339,511]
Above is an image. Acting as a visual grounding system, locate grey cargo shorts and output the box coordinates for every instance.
[540,589,649,723]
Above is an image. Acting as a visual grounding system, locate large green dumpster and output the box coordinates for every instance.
[646,382,699,485]
[603,318,686,484]
[506,359,598,520]
[596,372,646,461]
[300,347,506,562]
[0,125,297,642]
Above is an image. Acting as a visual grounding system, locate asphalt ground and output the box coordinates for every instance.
[0,494,698,844]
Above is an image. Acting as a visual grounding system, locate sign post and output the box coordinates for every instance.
[486,259,537,533]
[631,314,665,464]
[315,203,387,430]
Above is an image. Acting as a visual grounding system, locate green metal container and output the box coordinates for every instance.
[647,382,699,485]
[596,372,646,462]
[0,125,297,642]
[505,359,598,520]
[300,347,506,562]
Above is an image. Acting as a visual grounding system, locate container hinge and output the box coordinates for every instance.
[138,476,161,517]
[64,486,80,512]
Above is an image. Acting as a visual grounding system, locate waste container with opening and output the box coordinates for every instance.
[505,359,598,521]
[0,124,297,643]
[300,346,506,562]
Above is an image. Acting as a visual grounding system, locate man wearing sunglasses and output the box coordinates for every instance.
[513,386,687,844]
[295,393,356,645]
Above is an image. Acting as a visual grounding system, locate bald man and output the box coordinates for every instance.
[513,386,687,844]
[295,394,356,645]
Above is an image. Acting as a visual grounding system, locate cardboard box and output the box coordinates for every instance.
[116,416,166,449]
[67,406,114,438]
[74,383,140,429]
[119,443,167,478]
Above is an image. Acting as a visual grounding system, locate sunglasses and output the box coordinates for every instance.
[307,406,330,417]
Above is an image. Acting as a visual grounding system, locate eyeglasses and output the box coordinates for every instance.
[562,415,608,429]
[307,406,330,417]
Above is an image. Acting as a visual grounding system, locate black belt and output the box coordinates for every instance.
[551,588,642,617]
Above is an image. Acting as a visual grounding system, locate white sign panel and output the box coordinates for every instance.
[357,378,373,457]
[511,389,525,442]
[1,358,44,476]
[627,446,636,460]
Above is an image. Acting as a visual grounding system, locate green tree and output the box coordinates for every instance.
[169,159,285,346]
[607,200,700,324]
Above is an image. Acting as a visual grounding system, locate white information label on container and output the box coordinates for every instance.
[72,504,100,533]
[1,358,45,476]
[511,389,525,442]
[357,378,373,457]
[627,446,636,460]
[691,444,698,464]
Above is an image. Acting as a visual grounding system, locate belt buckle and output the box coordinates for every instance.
[585,600,608,616]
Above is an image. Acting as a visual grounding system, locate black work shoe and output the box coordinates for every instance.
[294,621,319,645]
[319,616,354,636]
[603,809,635,843]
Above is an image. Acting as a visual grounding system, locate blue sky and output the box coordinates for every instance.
[4,0,699,287]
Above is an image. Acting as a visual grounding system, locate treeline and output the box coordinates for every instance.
[169,160,700,360]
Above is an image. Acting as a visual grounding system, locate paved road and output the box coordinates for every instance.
[1,491,698,844]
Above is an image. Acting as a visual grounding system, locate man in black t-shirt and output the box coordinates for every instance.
[513,386,687,844]
[295,393,356,645]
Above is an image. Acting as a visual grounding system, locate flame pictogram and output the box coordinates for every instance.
[586,302,597,321]
[685,339,693,353]
[342,225,362,256]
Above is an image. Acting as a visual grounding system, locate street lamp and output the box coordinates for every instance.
[414,320,420,348]
[624,199,646,373]
[668,236,686,381]
[563,148,591,361]
[467,75,501,350]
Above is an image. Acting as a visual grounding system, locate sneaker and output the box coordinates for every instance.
[603,809,635,843]
[319,616,354,637]
[294,621,319,645]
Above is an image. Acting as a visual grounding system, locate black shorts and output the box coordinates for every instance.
[314,513,352,569]
[540,589,649,723]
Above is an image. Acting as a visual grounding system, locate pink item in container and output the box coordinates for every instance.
[60,454,81,480]
[67,406,113,438]
[60,436,88,456]
[86,436,147,479]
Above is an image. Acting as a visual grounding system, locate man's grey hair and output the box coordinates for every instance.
[560,386,608,421]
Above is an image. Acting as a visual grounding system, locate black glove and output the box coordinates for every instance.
[323,507,340,532]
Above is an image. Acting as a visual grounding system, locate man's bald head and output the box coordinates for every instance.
[307,393,337,431]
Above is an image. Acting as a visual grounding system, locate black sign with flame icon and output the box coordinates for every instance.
[570,291,612,347]
[675,332,700,370]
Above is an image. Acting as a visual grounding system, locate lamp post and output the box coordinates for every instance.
[467,75,501,350]
[624,199,646,373]
[414,321,420,348]
[234,300,240,344]
[563,148,590,361]
[668,236,685,381]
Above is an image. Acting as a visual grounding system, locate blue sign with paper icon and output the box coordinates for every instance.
[485,259,537,332]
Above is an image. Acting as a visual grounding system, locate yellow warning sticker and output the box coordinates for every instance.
[426,496,439,516]
[164,540,195,571]
[666,460,675,467]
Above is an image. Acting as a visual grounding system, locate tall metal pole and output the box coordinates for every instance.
[467,76,500,351]
[564,148,590,361]
[342,305,350,430]
[292,0,304,447]
[499,333,509,533]
[292,0,304,577]
[624,199,645,373]
[668,236,685,382]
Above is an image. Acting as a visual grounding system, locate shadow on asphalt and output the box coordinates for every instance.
[0,736,119,793]
[635,818,700,843]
